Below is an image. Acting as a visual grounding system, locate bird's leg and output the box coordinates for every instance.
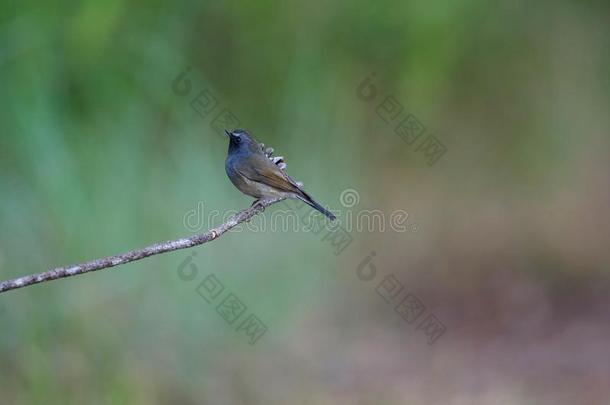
[251,197,278,211]
[251,199,264,210]
[243,199,265,223]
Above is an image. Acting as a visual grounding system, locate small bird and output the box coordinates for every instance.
[224,129,336,220]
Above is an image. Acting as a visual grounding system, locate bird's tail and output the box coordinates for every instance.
[296,192,336,221]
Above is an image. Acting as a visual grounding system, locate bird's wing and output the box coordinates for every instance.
[237,154,302,194]
[260,144,287,170]
[260,143,305,187]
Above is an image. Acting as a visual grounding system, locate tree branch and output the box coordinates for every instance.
[0,197,285,294]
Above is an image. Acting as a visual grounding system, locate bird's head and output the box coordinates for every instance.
[225,129,259,155]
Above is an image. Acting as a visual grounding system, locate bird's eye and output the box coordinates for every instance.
[234,135,241,143]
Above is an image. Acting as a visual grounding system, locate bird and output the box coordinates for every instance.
[224,129,336,220]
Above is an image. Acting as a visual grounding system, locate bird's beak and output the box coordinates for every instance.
[224,129,232,137]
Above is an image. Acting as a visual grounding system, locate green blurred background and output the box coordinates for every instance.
[1,0,609,403]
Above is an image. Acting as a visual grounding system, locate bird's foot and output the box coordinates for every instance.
[251,199,265,210]
[251,197,280,211]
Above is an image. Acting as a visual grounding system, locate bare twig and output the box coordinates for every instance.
[0,197,285,294]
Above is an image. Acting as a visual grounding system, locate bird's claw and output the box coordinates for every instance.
[251,199,265,210]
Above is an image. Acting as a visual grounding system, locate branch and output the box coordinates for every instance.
[0,197,285,294]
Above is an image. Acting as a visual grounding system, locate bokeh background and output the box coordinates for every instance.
[1,0,609,404]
